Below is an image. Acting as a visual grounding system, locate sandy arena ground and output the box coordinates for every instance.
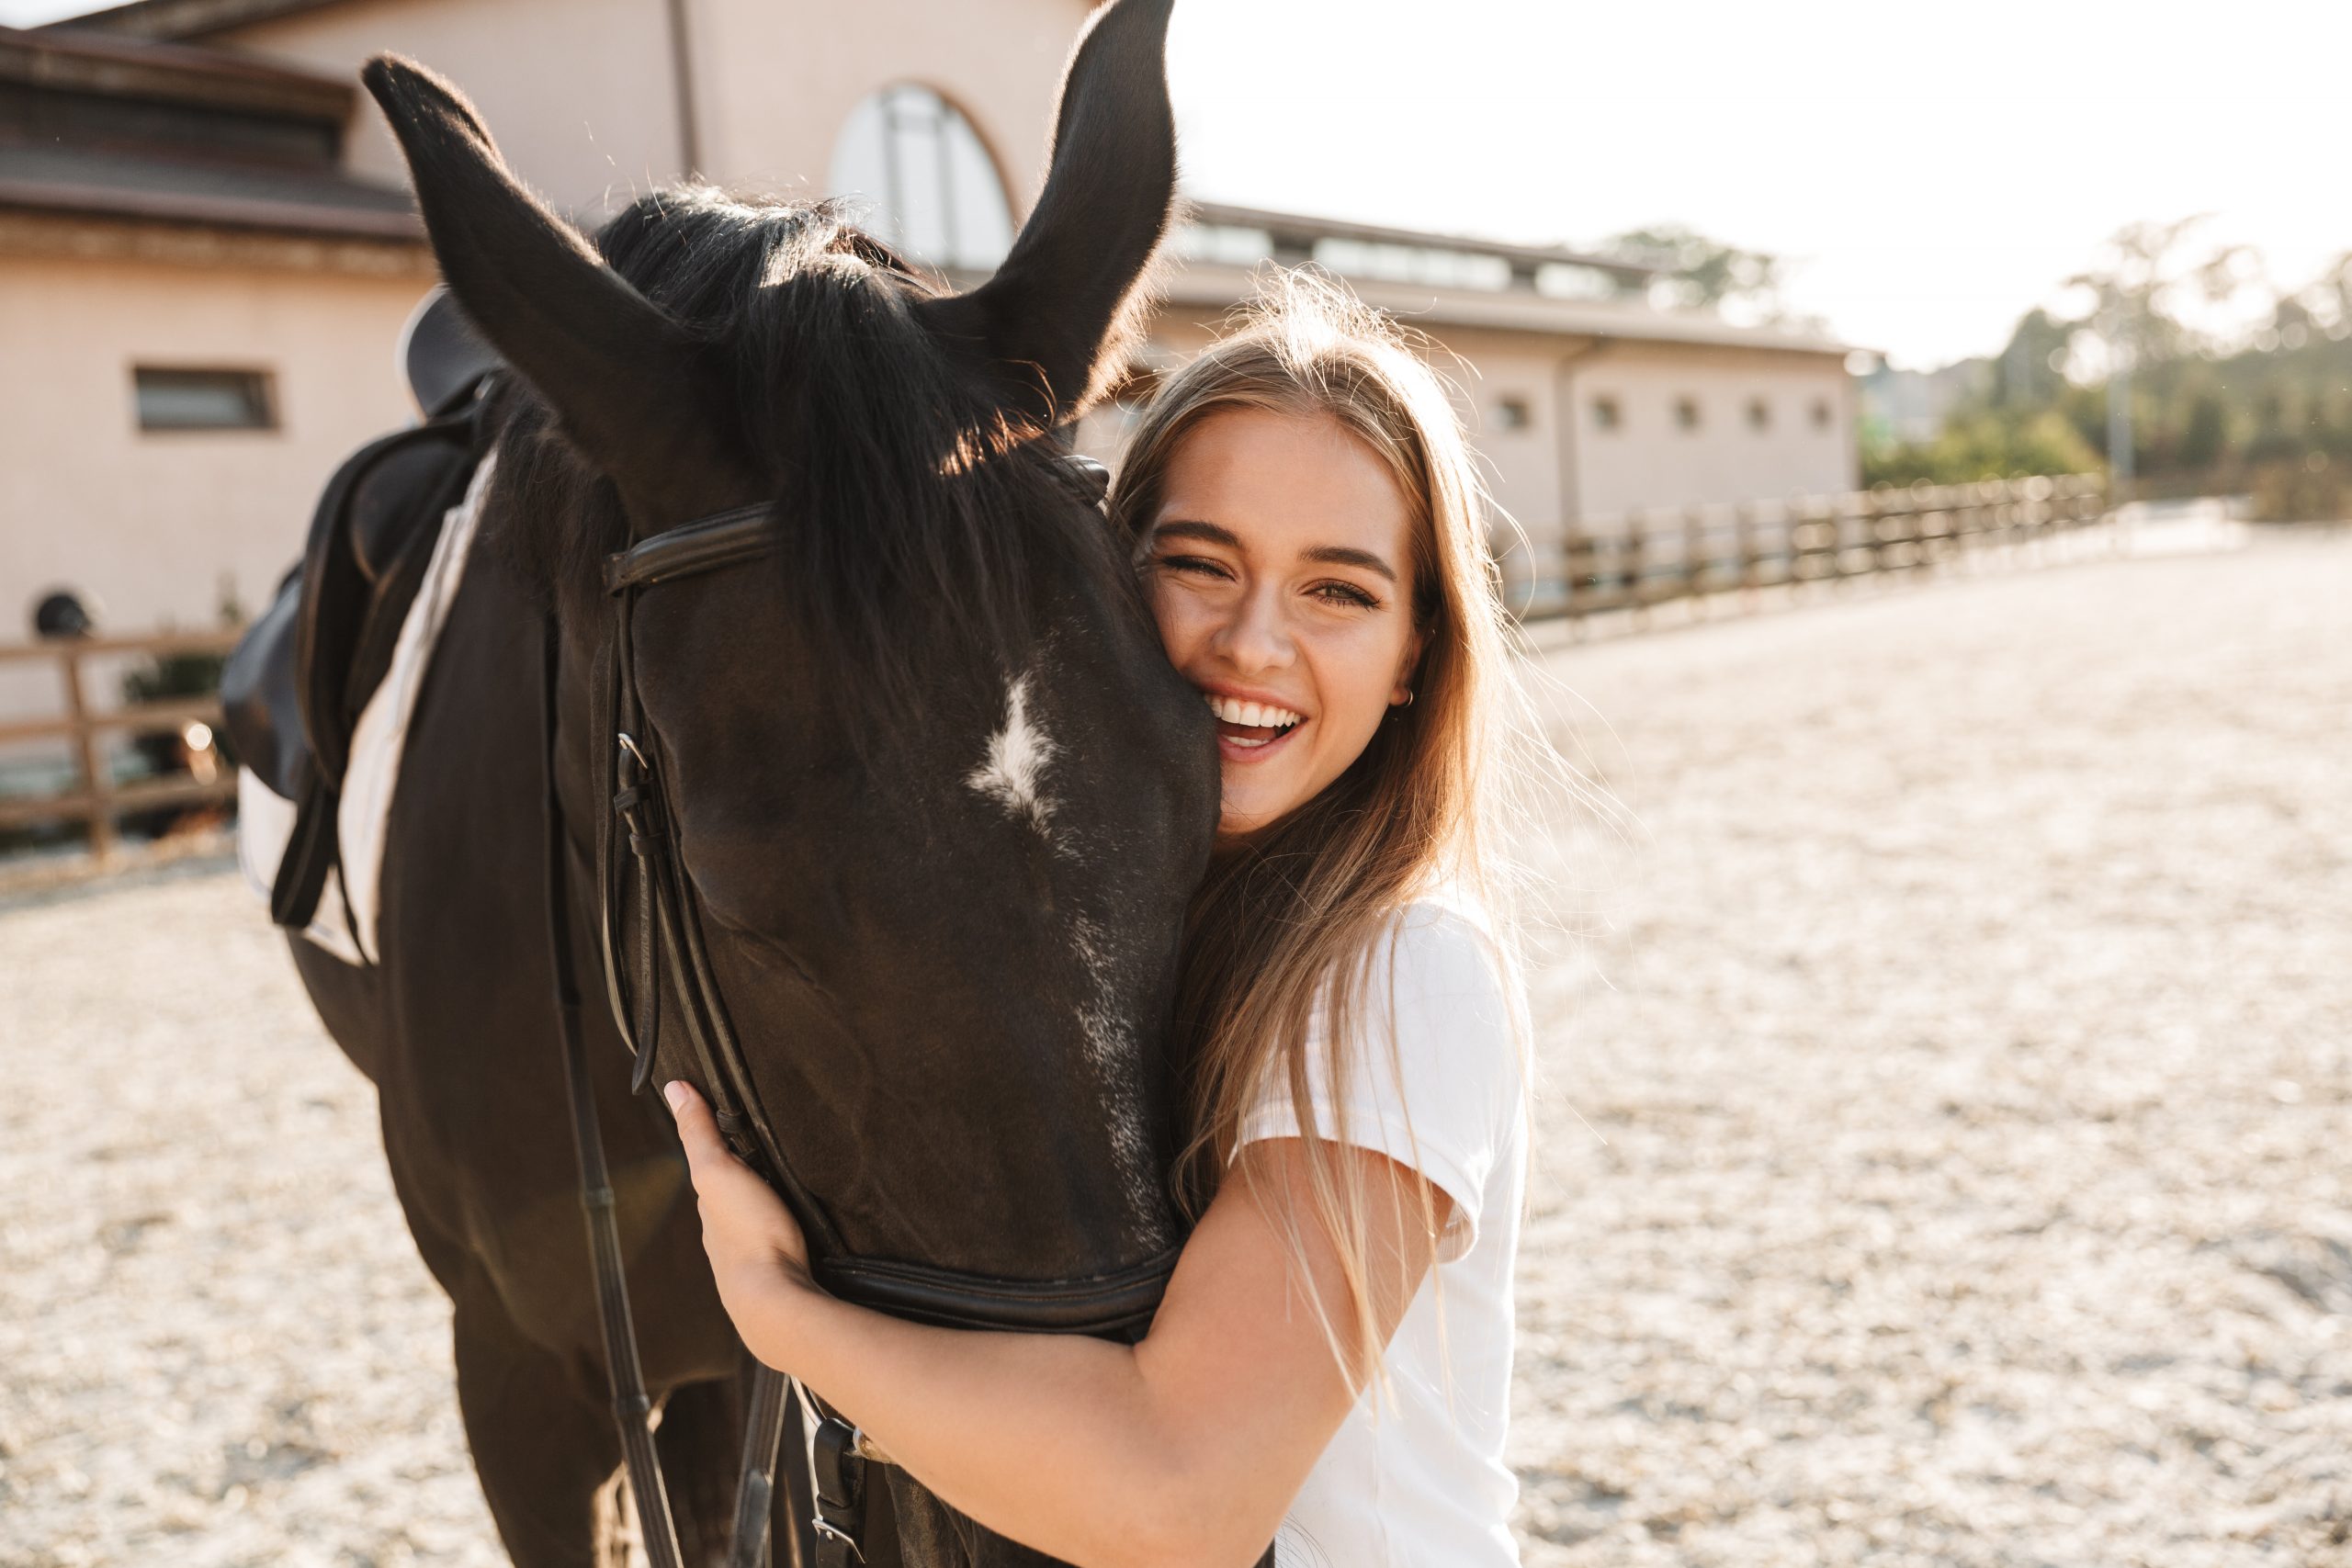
[3,532,2346,1566]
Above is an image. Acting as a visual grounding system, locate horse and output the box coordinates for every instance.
[278,2,1222,1562]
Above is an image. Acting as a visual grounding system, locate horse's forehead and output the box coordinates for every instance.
[965,668,1058,841]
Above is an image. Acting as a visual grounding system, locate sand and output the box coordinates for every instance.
[4,531,2345,1566]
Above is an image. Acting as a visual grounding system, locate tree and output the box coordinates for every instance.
[1989,308,2075,411]
[1599,224,1815,329]
[2176,393,2228,469]
[1873,224,2352,514]
[2064,216,2266,372]
[2274,251,2352,340]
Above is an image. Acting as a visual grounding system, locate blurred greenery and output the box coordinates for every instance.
[120,590,244,835]
[1860,409,2104,489]
[1858,218,2352,517]
[1618,218,2352,517]
[119,585,242,727]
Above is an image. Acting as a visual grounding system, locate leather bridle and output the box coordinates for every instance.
[537,446,1182,1567]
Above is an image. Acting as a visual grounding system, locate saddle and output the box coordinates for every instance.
[220,288,501,933]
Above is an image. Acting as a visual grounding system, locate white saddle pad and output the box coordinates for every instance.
[237,452,498,966]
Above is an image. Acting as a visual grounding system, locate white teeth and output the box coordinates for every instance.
[1202,693,1303,729]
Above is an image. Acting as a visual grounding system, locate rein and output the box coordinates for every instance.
[539,450,1179,1566]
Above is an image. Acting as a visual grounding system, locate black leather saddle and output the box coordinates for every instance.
[221,288,502,937]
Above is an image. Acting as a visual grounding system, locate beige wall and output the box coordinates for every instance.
[1429,326,1572,531]
[218,0,1092,220]
[0,246,426,647]
[0,0,1095,745]
[687,0,1088,216]
[216,0,691,215]
[1569,344,1857,523]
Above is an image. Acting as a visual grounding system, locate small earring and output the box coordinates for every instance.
[1398,689,1416,707]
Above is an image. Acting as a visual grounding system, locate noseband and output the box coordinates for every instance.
[591,454,1175,1330]
[538,447,1180,1566]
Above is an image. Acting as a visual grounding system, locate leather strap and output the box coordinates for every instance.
[728,1364,797,1568]
[808,1407,868,1568]
[817,1247,1179,1339]
[605,503,777,592]
[541,614,688,1568]
[598,580,849,1261]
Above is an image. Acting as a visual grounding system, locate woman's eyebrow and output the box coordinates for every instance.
[1302,544,1396,583]
[1155,520,1398,584]
[1151,519,1242,549]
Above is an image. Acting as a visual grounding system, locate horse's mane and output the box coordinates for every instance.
[486,185,1114,713]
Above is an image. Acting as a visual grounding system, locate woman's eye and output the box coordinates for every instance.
[1154,554,1231,581]
[1311,581,1381,611]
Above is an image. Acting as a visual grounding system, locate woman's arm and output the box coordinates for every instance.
[667,1082,1446,1568]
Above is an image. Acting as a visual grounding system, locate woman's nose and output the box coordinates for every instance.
[1211,585,1295,674]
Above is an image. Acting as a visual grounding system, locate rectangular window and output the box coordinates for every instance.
[1674,396,1701,432]
[1496,395,1532,432]
[1592,395,1622,433]
[133,367,276,432]
[1175,223,1274,267]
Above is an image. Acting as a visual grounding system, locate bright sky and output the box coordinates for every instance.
[10,0,2344,367]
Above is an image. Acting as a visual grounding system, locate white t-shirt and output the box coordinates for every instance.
[1234,896,1529,1568]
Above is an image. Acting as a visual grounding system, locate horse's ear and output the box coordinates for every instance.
[915,0,1178,431]
[361,56,737,514]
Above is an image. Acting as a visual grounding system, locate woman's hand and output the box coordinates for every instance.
[664,1079,820,1367]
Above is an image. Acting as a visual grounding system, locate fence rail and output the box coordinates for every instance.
[0,472,2118,870]
[0,629,242,861]
[1514,473,2110,620]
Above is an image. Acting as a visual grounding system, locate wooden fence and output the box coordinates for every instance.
[0,629,243,862]
[0,471,2114,868]
[1512,473,2110,620]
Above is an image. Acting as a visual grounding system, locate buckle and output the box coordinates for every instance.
[810,1517,865,1562]
[809,1411,868,1564]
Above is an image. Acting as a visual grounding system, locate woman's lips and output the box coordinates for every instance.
[1216,716,1302,764]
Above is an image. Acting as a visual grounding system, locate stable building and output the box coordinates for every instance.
[6,0,1854,666]
[1093,201,1856,594]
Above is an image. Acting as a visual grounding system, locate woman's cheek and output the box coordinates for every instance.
[1316,624,1384,727]
[1146,582,1189,663]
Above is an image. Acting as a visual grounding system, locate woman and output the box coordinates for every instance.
[669,272,1537,1567]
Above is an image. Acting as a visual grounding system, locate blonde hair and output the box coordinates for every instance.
[1109,270,1534,1385]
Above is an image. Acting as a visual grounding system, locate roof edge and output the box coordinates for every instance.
[0,21,352,119]
[1163,258,1855,358]
[38,0,351,42]
[0,173,424,242]
[1186,198,1657,284]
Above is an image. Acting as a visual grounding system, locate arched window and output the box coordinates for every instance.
[829,84,1013,271]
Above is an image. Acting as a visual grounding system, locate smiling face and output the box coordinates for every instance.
[1142,406,1425,842]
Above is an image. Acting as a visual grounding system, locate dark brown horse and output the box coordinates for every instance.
[284,3,1219,1562]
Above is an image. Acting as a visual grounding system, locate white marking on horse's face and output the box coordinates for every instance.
[973,673,1172,1246]
[1077,1003,1163,1236]
[967,672,1057,833]
[1070,916,1171,1244]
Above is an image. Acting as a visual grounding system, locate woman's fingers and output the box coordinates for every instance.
[663,1078,731,1175]
[662,1080,815,1369]
[662,1080,810,1266]
[664,1079,775,1209]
